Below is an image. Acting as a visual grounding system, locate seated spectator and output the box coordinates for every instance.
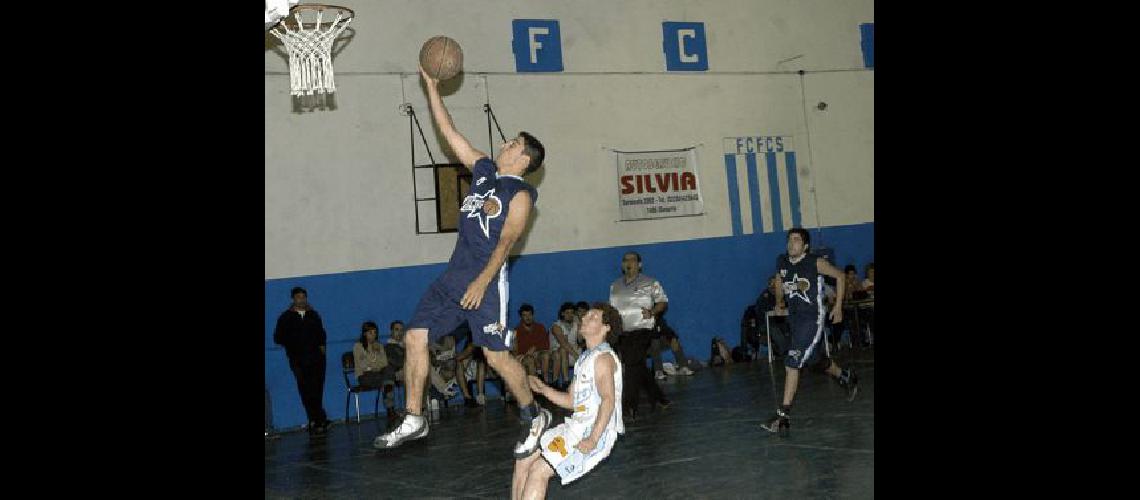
[822,279,850,349]
[859,262,875,344]
[709,336,734,366]
[385,321,406,378]
[651,315,694,377]
[574,301,590,351]
[353,321,398,426]
[427,332,460,411]
[549,302,581,390]
[740,303,762,356]
[513,303,551,382]
[756,275,791,359]
[381,321,408,423]
[453,323,489,407]
[862,263,875,296]
[843,264,864,300]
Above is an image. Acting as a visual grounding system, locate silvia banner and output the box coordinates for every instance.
[614,147,704,220]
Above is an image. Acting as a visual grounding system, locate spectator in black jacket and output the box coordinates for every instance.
[273,286,331,436]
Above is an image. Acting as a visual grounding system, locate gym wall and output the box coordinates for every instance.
[265,0,873,429]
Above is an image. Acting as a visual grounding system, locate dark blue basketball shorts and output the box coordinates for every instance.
[784,314,829,370]
[409,274,514,352]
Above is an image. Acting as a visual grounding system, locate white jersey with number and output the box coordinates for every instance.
[539,342,624,484]
[567,342,623,436]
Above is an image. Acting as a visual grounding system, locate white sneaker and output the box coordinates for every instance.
[679,366,694,376]
[655,370,667,380]
[662,362,677,376]
[429,399,441,411]
[476,394,486,406]
[513,407,552,459]
[373,413,429,449]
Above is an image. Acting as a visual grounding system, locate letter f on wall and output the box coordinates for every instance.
[529,27,549,64]
[513,19,563,72]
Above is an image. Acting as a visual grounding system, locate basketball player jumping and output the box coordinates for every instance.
[375,66,551,458]
[761,228,859,434]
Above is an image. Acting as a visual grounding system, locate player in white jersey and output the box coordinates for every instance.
[512,303,625,500]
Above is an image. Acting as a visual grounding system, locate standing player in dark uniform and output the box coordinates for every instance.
[761,228,859,434]
[375,66,552,458]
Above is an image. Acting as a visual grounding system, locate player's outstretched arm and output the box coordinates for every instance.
[529,375,573,409]
[420,66,487,169]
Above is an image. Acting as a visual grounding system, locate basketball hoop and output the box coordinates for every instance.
[268,4,354,107]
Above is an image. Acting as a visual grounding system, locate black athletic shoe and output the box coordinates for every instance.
[761,407,790,435]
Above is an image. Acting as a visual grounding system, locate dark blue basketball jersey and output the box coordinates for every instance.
[438,157,537,292]
[776,253,824,320]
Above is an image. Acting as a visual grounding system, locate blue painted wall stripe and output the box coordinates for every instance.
[744,153,763,234]
[265,222,875,429]
[723,154,742,236]
[785,152,802,228]
[765,152,784,233]
[860,23,874,69]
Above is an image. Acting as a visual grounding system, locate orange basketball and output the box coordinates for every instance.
[419,36,464,80]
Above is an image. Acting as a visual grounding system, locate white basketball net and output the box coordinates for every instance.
[269,10,352,96]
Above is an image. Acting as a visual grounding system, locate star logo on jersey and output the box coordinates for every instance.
[782,273,812,304]
[460,188,502,238]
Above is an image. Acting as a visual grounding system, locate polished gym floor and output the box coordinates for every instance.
[265,348,874,499]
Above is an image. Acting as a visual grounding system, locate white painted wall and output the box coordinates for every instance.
[265,0,873,279]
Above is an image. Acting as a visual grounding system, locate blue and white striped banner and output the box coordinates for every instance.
[722,136,803,236]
